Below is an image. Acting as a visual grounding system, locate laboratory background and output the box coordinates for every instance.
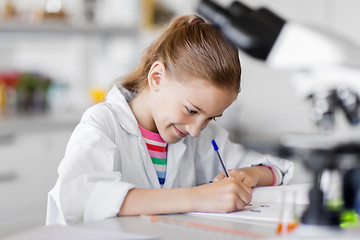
[1,0,360,238]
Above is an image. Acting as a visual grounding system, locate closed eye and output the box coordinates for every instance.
[186,107,197,114]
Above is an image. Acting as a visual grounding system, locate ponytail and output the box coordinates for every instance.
[120,14,241,94]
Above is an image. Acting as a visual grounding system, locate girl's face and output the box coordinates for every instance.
[149,70,237,144]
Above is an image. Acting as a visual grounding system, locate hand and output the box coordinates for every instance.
[213,166,273,187]
[190,177,252,213]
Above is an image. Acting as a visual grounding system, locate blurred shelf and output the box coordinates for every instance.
[0,110,82,137]
[0,23,138,36]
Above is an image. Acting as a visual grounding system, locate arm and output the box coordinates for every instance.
[48,104,137,224]
[195,123,294,186]
[213,166,275,187]
[118,177,252,216]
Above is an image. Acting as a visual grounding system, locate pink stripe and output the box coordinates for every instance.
[265,165,277,186]
[149,149,167,159]
[138,124,165,142]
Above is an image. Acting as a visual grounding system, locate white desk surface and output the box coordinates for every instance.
[88,214,280,239]
[2,184,359,240]
[2,214,279,240]
[3,213,360,240]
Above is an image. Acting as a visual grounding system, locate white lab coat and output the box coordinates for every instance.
[46,84,294,225]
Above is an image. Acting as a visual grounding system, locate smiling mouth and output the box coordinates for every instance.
[173,125,187,138]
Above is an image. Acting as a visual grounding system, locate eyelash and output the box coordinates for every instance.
[186,107,217,121]
[186,107,197,114]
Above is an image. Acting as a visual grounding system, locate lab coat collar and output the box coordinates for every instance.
[105,84,140,136]
[106,85,161,187]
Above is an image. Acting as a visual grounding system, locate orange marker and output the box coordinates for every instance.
[276,222,299,235]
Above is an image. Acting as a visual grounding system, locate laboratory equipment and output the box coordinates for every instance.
[197,0,360,228]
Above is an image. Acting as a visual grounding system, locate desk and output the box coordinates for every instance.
[2,214,278,240]
[84,214,279,239]
[2,184,359,240]
[4,213,360,240]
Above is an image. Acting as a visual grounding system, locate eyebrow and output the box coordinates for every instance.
[190,103,223,118]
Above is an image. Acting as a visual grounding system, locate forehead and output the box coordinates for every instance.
[166,77,237,114]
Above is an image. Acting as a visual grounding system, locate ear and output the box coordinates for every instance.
[148,61,166,91]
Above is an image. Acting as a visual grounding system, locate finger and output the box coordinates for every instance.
[231,187,252,210]
[226,180,253,208]
[232,170,246,181]
[235,197,247,210]
[237,188,252,206]
[237,182,253,198]
[228,169,238,177]
[213,172,225,182]
[242,177,257,188]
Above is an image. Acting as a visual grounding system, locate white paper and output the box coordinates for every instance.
[191,202,307,222]
[189,184,311,223]
[251,183,311,204]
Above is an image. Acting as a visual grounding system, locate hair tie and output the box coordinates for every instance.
[190,16,205,25]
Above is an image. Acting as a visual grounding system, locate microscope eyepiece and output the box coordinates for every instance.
[197,0,285,60]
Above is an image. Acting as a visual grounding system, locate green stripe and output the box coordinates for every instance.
[151,157,167,165]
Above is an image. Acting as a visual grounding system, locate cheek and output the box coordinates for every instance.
[153,101,178,126]
[157,99,186,122]
[163,109,188,124]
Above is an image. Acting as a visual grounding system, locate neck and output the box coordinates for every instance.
[129,89,157,132]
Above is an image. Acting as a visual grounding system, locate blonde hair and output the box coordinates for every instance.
[121,14,241,94]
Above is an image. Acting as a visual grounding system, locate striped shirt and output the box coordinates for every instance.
[138,124,167,187]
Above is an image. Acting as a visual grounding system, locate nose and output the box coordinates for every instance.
[186,117,210,137]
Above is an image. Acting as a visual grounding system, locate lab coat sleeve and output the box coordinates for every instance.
[195,122,294,185]
[46,104,136,225]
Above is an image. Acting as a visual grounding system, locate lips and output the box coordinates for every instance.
[173,125,187,138]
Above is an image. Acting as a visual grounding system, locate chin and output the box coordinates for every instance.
[158,125,182,144]
[161,135,181,144]
[159,130,182,144]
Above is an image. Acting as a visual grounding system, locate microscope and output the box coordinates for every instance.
[197,0,360,228]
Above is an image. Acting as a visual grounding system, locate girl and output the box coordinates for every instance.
[46,15,294,225]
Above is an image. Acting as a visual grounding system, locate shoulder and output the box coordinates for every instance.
[80,85,132,128]
[81,102,117,127]
[73,102,123,142]
[78,88,139,137]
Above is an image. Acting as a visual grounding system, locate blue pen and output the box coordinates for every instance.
[211,139,230,177]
